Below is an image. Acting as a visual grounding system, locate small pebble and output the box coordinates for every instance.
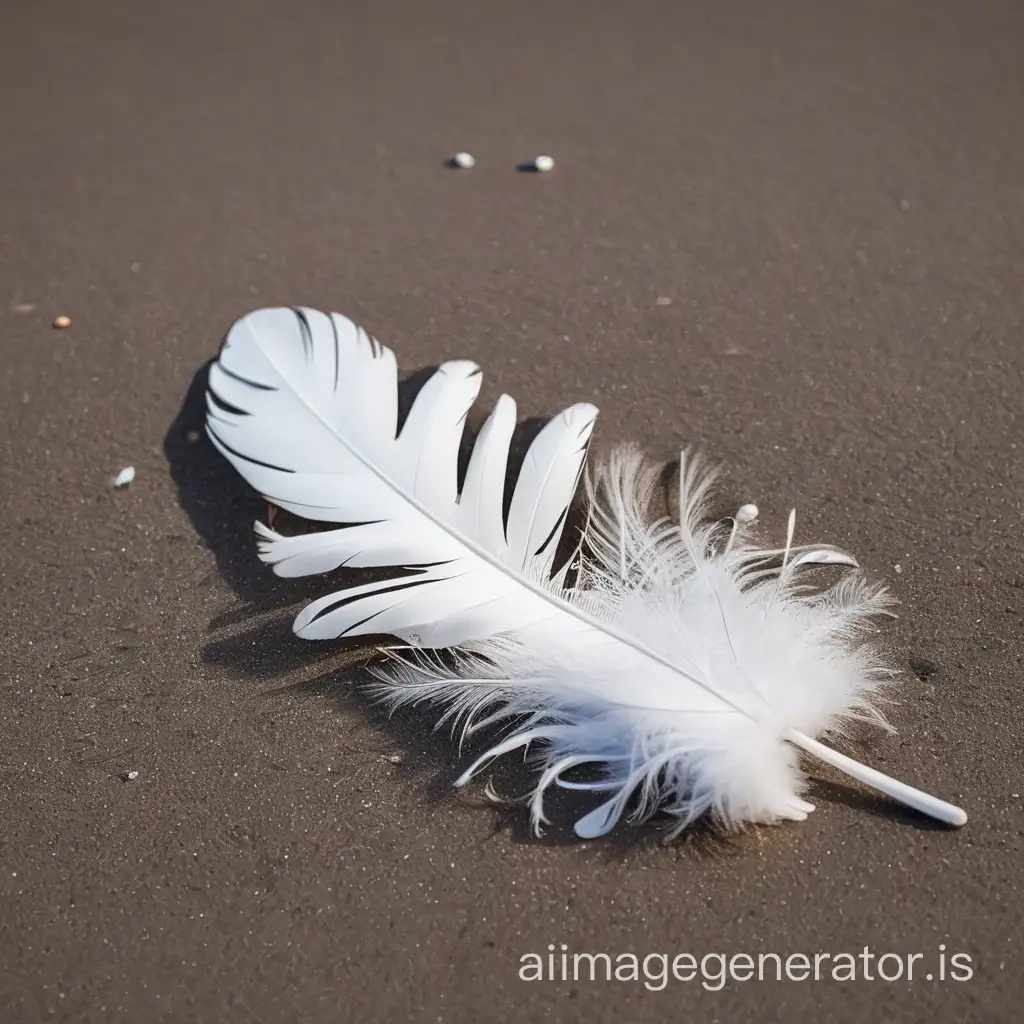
[655,296,673,306]
[533,155,554,172]
[127,771,139,780]
[114,467,136,488]
[452,152,475,169]
[894,563,903,574]
[735,503,759,524]
[52,315,72,329]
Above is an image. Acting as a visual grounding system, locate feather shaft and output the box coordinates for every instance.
[787,730,967,826]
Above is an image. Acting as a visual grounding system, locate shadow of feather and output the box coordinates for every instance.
[165,360,325,611]
[803,775,954,831]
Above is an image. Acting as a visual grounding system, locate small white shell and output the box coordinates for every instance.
[114,466,136,488]
[533,155,554,172]
[735,503,759,523]
[453,152,475,169]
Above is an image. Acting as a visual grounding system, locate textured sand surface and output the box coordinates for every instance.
[2,1,1022,1021]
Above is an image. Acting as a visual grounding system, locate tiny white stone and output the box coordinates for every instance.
[127,770,139,780]
[894,563,903,574]
[114,467,136,488]
[533,155,554,172]
[735,503,759,523]
[453,152,475,169]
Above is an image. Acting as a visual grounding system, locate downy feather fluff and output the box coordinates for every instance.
[206,306,967,836]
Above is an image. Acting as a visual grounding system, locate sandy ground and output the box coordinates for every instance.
[2,1,1022,1021]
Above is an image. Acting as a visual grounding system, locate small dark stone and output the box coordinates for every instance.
[909,656,940,681]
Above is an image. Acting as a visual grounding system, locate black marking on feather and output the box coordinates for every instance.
[208,389,250,418]
[212,434,295,474]
[329,314,341,393]
[572,442,591,493]
[262,512,389,533]
[467,367,482,378]
[371,332,383,359]
[216,362,277,392]
[340,608,396,636]
[308,578,432,629]
[533,506,568,558]
[293,307,315,363]
[546,438,592,577]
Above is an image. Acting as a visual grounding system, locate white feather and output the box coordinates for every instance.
[207,306,967,836]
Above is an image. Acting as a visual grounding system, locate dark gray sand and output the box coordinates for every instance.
[2,1,1022,1021]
